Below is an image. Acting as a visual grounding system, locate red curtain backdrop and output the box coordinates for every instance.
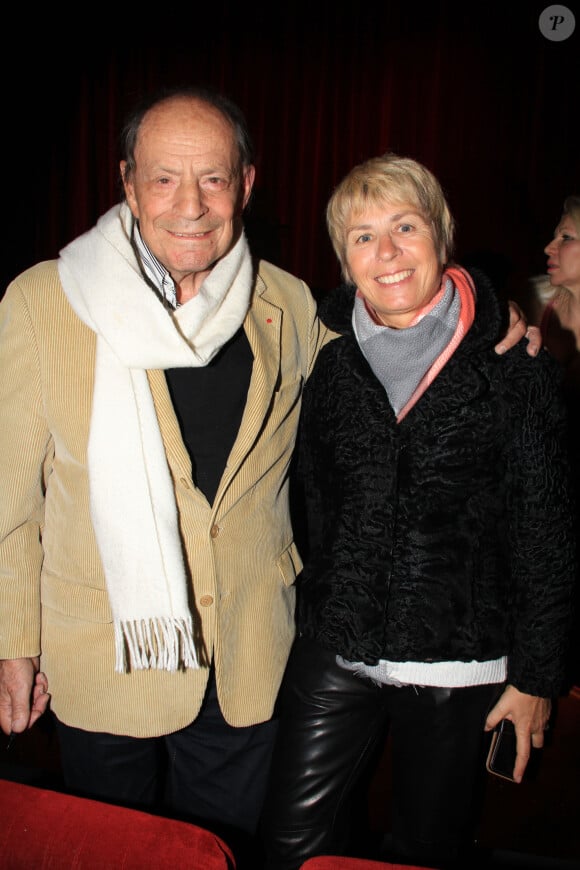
[4,2,580,305]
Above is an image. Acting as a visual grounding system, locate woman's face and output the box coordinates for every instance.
[545,214,580,294]
[344,203,442,328]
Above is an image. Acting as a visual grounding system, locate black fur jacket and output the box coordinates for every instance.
[294,270,576,697]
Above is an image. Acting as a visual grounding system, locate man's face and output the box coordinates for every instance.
[121,96,255,296]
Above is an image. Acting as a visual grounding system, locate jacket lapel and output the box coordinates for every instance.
[214,281,283,504]
[148,369,198,490]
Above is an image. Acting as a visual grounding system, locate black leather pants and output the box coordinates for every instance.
[261,636,501,870]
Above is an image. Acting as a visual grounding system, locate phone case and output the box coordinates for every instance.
[486,718,517,781]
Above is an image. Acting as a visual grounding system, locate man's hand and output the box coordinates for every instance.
[0,657,50,736]
[495,301,541,356]
[485,684,551,783]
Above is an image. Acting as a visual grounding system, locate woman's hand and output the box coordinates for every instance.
[485,684,551,782]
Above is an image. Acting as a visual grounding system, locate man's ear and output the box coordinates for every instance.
[241,164,256,210]
[120,160,138,218]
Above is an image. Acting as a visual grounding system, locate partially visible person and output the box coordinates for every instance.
[261,154,576,870]
[539,195,580,688]
[540,195,580,377]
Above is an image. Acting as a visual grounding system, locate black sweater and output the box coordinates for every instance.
[295,271,576,697]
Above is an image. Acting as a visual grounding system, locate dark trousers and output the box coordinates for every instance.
[54,670,278,869]
[261,636,501,870]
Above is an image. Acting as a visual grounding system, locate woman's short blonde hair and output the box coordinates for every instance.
[326,152,455,281]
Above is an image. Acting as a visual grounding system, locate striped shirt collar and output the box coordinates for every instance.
[132,220,179,309]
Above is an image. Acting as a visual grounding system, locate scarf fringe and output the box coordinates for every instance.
[114,617,200,673]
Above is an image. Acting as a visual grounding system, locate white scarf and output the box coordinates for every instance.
[58,203,254,673]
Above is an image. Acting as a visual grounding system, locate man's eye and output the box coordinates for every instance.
[203,176,229,189]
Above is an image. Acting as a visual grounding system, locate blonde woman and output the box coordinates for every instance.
[541,195,580,375]
[541,195,580,690]
[262,155,576,870]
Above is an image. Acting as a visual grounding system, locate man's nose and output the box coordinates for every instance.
[177,182,208,219]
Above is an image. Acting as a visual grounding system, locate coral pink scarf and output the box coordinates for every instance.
[396,266,475,420]
[396,266,476,420]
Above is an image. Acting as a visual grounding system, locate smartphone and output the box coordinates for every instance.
[486,718,518,782]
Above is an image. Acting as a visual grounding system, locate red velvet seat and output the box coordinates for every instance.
[0,778,235,868]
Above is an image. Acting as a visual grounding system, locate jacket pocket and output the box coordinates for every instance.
[41,572,113,622]
[276,540,303,587]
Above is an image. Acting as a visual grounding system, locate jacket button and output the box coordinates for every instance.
[199,595,214,607]
[210,524,220,539]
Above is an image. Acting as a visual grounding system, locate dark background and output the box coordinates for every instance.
[2,7,580,865]
[3,2,580,307]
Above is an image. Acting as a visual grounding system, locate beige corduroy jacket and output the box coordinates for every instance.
[0,251,328,736]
